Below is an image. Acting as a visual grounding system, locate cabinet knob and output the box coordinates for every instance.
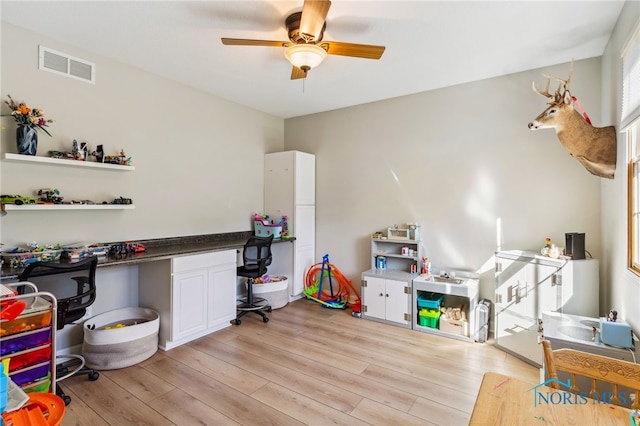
[379,293,384,297]
[385,293,389,298]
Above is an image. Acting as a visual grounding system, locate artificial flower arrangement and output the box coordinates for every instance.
[3,94,53,136]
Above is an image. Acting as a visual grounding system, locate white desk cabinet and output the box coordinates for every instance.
[139,250,236,350]
[361,270,412,328]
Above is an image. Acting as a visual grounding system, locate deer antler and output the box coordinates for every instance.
[532,78,554,100]
[532,60,574,102]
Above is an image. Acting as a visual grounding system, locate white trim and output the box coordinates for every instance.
[622,17,640,59]
[621,19,640,129]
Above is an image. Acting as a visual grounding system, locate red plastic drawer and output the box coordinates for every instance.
[5,346,52,372]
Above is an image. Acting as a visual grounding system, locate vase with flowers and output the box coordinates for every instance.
[2,95,53,156]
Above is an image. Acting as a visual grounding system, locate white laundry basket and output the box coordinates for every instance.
[82,307,159,370]
[250,276,289,309]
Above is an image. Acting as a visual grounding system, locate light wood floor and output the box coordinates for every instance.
[60,299,538,425]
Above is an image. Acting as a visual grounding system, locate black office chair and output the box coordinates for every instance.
[235,234,274,325]
[19,256,100,405]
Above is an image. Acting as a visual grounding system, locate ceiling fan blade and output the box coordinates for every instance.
[300,0,331,41]
[322,41,385,60]
[291,66,307,80]
[221,38,289,47]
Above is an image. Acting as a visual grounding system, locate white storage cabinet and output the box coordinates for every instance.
[138,250,237,350]
[361,271,412,328]
[494,250,599,367]
[264,151,315,299]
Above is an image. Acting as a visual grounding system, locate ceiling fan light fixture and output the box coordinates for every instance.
[284,44,327,70]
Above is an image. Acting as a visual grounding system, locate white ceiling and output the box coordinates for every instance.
[1,1,625,119]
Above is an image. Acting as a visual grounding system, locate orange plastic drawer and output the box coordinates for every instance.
[1,310,52,337]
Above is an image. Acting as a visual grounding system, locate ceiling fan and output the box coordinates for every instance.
[221,0,385,80]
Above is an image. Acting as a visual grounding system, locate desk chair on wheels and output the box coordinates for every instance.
[19,256,100,406]
[235,234,274,325]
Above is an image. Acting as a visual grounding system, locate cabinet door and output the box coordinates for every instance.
[293,205,315,297]
[363,276,386,320]
[495,257,541,366]
[294,246,315,297]
[265,153,294,218]
[207,265,237,328]
[556,259,599,317]
[385,279,410,325]
[536,262,561,315]
[172,270,208,341]
[295,152,315,205]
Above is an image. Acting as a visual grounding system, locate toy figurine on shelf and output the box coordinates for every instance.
[72,139,88,160]
[104,149,132,166]
[37,188,63,204]
[89,144,104,163]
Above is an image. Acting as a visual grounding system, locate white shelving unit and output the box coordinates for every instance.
[361,229,422,328]
[4,204,134,211]
[4,153,135,171]
[412,273,479,342]
[370,237,422,272]
[2,153,135,210]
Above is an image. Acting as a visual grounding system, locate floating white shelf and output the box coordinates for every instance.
[4,204,135,211]
[3,153,135,171]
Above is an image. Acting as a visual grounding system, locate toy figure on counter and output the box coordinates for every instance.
[540,237,561,258]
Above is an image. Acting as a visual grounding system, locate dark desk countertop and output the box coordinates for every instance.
[1,231,295,281]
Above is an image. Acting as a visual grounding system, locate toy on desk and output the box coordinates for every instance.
[253,213,287,239]
[608,309,618,322]
[108,242,146,256]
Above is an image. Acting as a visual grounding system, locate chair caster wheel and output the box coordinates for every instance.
[263,317,269,323]
[234,319,241,325]
[89,372,100,381]
[62,395,71,406]
[266,306,273,313]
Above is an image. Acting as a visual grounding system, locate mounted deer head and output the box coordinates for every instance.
[528,62,616,179]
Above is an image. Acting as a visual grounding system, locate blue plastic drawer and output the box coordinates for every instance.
[417,292,443,309]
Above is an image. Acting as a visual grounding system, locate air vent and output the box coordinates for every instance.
[39,46,95,84]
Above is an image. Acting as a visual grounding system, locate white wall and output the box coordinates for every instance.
[601,1,640,332]
[285,59,605,305]
[0,23,285,248]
